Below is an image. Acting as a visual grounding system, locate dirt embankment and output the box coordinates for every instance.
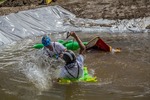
[0,0,150,20]
[55,0,150,20]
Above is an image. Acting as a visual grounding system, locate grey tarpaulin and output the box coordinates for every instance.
[0,5,150,46]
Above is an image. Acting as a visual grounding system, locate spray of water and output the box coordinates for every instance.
[19,49,63,91]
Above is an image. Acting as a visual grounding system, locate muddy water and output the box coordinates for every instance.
[0,32,149,100]
[0,0,150,100]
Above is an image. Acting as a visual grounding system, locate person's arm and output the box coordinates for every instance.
[54,42,67,58]
[70,32,86,55]
[56,42,67,52]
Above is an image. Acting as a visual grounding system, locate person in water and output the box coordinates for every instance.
[58,32,86,79]
[41,35,67,59]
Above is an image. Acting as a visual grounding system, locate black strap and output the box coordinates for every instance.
[64,62,80,79]
[65,65,76,79]
[76,62,80,79]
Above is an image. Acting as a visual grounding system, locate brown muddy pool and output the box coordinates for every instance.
[0,32,149,100]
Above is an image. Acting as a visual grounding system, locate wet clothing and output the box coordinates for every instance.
[42,42,66,58]
[59,55,84,79]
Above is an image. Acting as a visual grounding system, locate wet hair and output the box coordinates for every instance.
[63,50,76,64]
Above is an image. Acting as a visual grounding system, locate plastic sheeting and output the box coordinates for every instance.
[0,5,150,46]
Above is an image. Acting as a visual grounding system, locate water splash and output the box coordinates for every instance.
[22,62,52,91]
[19,49,63,91]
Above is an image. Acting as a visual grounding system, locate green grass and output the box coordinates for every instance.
[0,0,6,4]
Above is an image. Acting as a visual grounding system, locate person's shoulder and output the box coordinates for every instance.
[76,54,84,62]
[54,42,61,45]
[51,42,59,46]
[54,42,65,47]
[77,54,84,58]
[55,42,63,44]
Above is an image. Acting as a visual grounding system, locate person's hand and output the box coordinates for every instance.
[69,32,76,38]
[59,53,63,58]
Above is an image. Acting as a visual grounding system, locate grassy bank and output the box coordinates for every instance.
[0,0,6,4]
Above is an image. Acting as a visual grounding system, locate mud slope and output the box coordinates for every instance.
[0,0,150,19]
